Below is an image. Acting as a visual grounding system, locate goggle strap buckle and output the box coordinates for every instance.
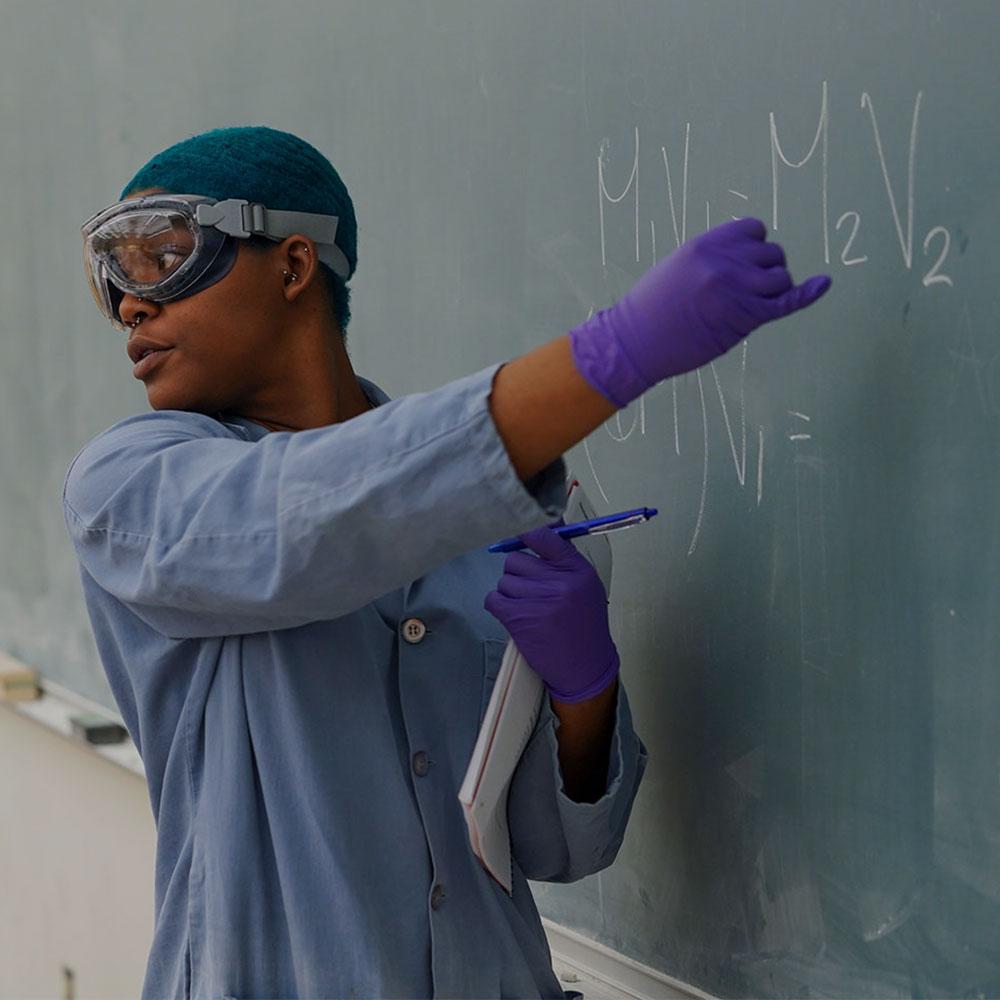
[195,198,254,237]
[195,199,350,280]
[246,201,268,235]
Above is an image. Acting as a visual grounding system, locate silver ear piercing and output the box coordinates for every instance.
[283,248,308,282]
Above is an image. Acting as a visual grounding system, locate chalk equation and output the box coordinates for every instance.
[583,81,955,555]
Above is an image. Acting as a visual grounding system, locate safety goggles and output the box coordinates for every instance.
[81,193,351,332]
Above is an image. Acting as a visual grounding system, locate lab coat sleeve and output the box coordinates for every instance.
[62,362,567,639]
[506,677,649,883]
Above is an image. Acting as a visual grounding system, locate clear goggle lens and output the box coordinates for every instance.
[82,199,215,330]
[88,210,197,285]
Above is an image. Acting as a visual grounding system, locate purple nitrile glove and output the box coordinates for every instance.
[483,521,620,704]
[569,217,832,408]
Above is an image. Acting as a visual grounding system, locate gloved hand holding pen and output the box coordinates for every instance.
[483,521,620,705]
[569,216,831,408]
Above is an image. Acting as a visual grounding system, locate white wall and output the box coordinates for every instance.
[0,705,156,1000]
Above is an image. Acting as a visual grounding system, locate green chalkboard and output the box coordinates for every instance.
[2,1,997,995]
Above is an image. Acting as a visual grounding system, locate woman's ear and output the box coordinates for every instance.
[280,237,319,300]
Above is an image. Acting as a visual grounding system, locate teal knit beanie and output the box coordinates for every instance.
[119,125,358,282]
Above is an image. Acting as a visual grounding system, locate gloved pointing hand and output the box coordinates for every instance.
[483,522,620,705]
[569,216,832,408]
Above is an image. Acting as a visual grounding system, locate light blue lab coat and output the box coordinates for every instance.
[62,361,649,999]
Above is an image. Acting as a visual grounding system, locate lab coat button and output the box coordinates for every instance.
[430,883,446,909]
[412,751,429,776]
[402,618,427,643]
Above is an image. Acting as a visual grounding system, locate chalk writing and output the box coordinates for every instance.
[582,81,955,556]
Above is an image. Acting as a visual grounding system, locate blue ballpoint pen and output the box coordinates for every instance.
[488,507,658,553]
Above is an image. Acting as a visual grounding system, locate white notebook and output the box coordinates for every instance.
[458,476,613,894]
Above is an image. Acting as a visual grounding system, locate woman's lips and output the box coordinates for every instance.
[133,348,173,380]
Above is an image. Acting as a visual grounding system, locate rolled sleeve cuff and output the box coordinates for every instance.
[509,678,649,883]
[542,680,647,829]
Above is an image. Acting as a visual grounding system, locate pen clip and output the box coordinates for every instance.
[585,514,647,535]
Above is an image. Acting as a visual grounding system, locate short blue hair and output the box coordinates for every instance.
[120,125,356,334]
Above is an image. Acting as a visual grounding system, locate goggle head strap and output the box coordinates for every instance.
[194,199,351,280]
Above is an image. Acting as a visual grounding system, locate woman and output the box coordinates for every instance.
[63,125,829,999]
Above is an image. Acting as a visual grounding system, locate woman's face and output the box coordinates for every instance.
[117,187,310,416]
